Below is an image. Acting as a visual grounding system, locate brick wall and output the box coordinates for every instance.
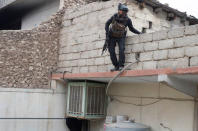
[58,0,198,73]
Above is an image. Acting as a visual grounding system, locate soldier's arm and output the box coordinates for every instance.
[105,15,114,33]
[127,18,141,34]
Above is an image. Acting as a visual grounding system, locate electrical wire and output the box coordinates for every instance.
[112,96,161,106]
[110,94,196,101]
[106,60,139,95]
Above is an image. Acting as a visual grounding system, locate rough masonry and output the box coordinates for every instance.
[1,0,198,88]
[58,0,198,73]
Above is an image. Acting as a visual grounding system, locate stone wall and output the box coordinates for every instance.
[58,0,198,73]
[0,0,89,88]
[0,6,66,88]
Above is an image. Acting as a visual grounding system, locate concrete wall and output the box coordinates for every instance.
[22,0,60,29]
[89,82,195,131]
[0,80,194,131]
[0,80,69,131]
[58,1,198,73]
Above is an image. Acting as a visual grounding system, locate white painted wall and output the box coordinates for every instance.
[0,80,69,131]
[21,0,59,29]
[0,81,196,131]
[90,82,195,131]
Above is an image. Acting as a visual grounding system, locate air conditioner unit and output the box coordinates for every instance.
[67,81,107,119]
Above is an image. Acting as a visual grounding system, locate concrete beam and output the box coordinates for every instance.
[158,75,197,97]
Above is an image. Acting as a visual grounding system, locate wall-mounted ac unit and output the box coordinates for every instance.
[67,81,107,119]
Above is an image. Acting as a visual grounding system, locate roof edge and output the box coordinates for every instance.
[134,0,198,25]
[52,67,198,80]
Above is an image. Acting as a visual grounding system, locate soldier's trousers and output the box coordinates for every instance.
[108,37,126,67]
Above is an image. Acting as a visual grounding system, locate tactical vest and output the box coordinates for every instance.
[110,14,128,38]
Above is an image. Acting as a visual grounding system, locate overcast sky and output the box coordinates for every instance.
[159,0,198,18]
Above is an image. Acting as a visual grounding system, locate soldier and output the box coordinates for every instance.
[105,3,141,71]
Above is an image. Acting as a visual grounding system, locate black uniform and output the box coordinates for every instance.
[105,13,141,69]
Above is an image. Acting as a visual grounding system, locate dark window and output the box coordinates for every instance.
[149,21,152,29]
[142,27,147,33]
[0,17,22,30]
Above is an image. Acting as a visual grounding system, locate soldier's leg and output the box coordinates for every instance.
[118,37,126,68]
[108,38,118,68]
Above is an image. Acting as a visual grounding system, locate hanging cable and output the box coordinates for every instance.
[106,60,139,95]
[106,53,140,95]
[112,96,161,106]
[108,81,196,106]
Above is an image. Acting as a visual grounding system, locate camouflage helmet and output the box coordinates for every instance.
[118,3,129,12]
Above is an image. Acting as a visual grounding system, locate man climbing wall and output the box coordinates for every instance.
[105,3,141,71]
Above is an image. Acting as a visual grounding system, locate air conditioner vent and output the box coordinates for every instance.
[67,81,107,120]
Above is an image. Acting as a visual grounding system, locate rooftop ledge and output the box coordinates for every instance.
[52,67,198,97]
[52,67,198,82]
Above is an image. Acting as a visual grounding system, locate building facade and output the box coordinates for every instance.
[0,0,198,131]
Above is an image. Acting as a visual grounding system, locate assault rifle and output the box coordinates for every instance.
[101,34,110,56]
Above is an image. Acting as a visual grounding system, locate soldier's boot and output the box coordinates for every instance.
[110,66,119,72]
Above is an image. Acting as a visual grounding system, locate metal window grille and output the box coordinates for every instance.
[67,81,107,120]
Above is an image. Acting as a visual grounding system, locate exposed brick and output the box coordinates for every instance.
[190,56,198,66]
[97,65,107,72]
[153,30,168,41]
[78,59,87,66]
[60,61,71,67]
[88,50,98,58]
[89,66,98,72]
[185,25,198,35]
[143,42,158,51]
[59,54,67,61]
[132,43,144,52]
[125,45,134,53]
[140,52,153,61]
[185,46,198,57]
[72,67,80,73]
[87,58,95,66]
[143,61,157,69]
[95,57,105,65]
[80,51,89,59]
[70,60,78,67]
[126,62,143,70]
[125,54,136,63]
[71,45,80,53]
[94,40,105,49]
[72,53,80,59]
[158,39,174,49]
[80,66,88,73]
[153,50,168,60]
[126,35,140,45]
[157,57,188,69]
[168,27,184,38]
[174,35,198,47]
[168,48,184,59]
[139,33,153,43]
